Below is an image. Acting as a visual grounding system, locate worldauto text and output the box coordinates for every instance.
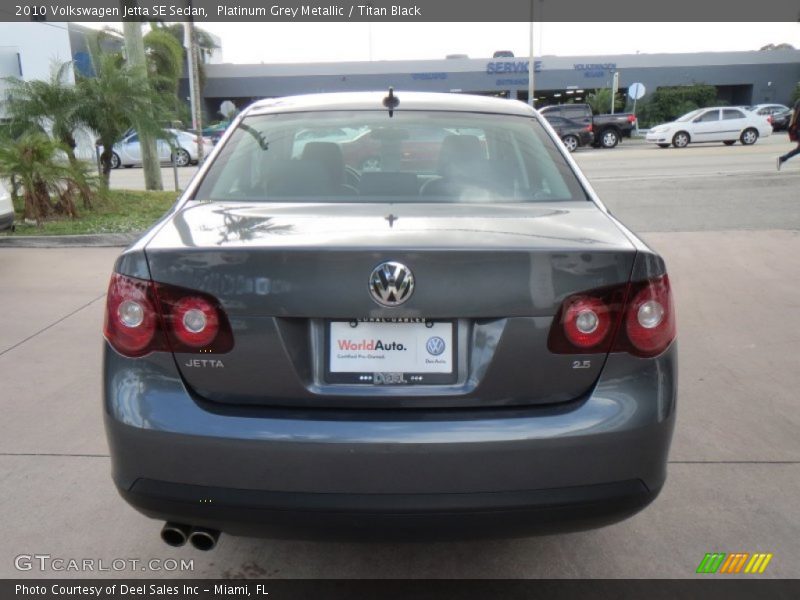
[337,339,406,351]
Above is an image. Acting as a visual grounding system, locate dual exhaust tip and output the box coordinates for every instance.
[161,522,219,551]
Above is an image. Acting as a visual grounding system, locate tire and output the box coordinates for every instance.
[172,148,191,167]
[599,129,620,149]
[672,131,690,148]
[740,128,758,146]
[110,152,121,169]
[562,135,579,152]
[360,156,381,172]
[657,144,670,149]
[723,140,736,146]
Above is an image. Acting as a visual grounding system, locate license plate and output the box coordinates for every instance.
[326,320,456,385]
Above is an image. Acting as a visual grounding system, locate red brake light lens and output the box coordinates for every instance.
[170,296,220,348]
[548,275,675,358]
[562,296,612,349]
[617,275,676,357]
[103,273,233,357]
[104,273,162,357]
[154,283,234,354]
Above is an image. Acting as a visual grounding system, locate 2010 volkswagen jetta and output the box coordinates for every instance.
[103,91,677,549]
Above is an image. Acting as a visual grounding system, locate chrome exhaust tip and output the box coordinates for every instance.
[160,522,191,547]
[188,527,220,551]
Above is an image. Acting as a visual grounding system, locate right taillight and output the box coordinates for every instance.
[548,275,675,358]
[614,275,676,358]
[103,273,233,358]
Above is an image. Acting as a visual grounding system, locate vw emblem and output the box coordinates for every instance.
[369,261,414,307]
[426,336,446,356]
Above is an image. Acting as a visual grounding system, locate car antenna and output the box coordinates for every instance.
[383,87,399,117]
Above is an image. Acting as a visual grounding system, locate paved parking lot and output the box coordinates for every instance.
[1,135,799,579]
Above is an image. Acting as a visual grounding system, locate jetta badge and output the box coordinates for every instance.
[369,261,414,307]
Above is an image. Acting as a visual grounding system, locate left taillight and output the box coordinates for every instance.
[103,273,233,357]
[104,273,164,357]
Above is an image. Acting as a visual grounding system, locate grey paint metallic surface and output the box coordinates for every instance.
[140,202,638,408]
[104,342,676,495]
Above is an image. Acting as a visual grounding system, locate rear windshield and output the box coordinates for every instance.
[194,110,588,203]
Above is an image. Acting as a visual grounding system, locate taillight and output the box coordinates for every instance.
[627,114,637,124]
[767,115,773,125]
[548,275,675,358]
[103,273,233,357]
[585,124,593,132]
[548,285,627,354]
[616,275,676,358]
[170,296,220,348]
[104,273,164,357]
[562,296,612,349]
[154,282,234,354]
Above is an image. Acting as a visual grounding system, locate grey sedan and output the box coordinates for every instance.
[103,91,677,548]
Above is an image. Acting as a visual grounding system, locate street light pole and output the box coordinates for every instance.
[184,14,203,163]
[527,1,535,107]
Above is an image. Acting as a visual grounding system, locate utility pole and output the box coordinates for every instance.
[122,5,162,190]
[184,13,204,163]
[527,1,535,107]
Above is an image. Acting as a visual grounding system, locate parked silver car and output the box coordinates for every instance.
[108,129,214,168]
[0,181,14,231]
[103,92,677,548]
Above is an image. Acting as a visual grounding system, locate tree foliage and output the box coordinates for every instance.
[76,43,172,186]
[3,63,97,210]
[143,28,184,99]
[586,88,625,115]
[0,132,88,223]
[3,63,81,162]
[636,83,721,127]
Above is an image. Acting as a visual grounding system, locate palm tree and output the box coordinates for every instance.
[150,22,218,92]
[3,62,82,164]
[143,27,184,100]
[3,62,103,209]
[76,50,171,186]
[0,133,74,222]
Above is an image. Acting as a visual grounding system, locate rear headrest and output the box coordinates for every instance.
[437,135,484,176]
[359,172,420,197]
[301,142,345,185]
[267,160,330,196]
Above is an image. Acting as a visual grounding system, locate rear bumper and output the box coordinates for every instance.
[104,343,677,538]
[121,478,660,540]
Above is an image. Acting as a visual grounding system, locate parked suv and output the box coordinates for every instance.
[538,103,636,148]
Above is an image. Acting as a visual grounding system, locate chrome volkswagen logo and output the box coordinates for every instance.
[369,261,414,307]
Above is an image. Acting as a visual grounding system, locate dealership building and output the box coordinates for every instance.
[200,49,800,117]
[0,22,798,121]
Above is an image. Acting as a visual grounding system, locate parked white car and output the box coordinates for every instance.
[0,181,14,231]
[646,107,772,148]
[107,129,214,168]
